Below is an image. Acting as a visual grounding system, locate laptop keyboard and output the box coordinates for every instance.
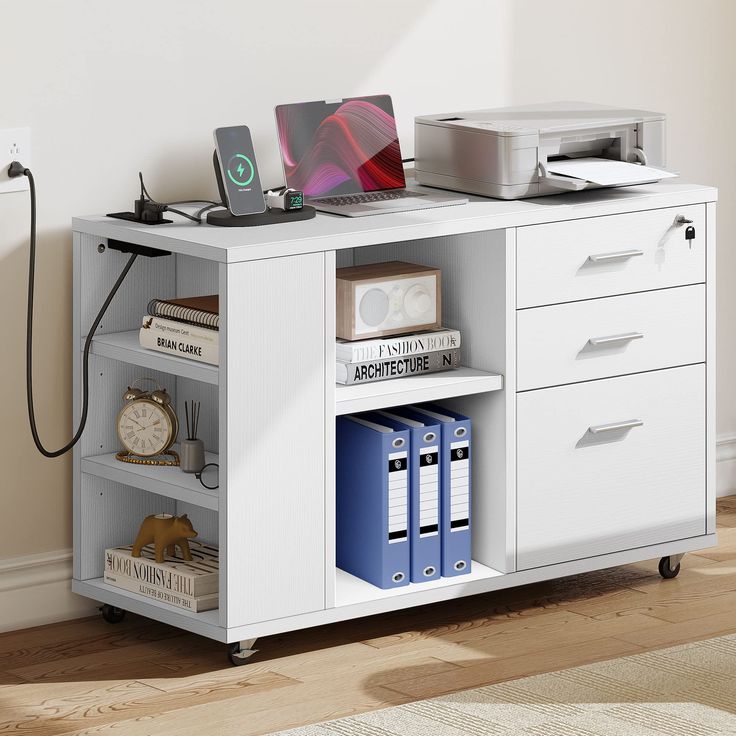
[311,190,427,206]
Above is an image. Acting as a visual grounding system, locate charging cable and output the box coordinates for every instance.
[9,161,138,457]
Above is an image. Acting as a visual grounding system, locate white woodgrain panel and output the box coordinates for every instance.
[517,205,706,308]
[517,285,705,390]
[706,202,716,533]
[73,234,83,580]
[224,253,326,626]
[79,234,175,335]
[81,356,174,457]
[516,365,706,570]
[79,475,175,580]
[324,251,336,609]
[176,254,219,296]
[355,230,516,572]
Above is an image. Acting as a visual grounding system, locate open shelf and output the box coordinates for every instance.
[335,367,503,415]
[87,330,218,385]
[335,561,504,607]
[81,448,219,511]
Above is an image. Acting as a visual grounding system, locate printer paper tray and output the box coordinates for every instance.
[542,157,677,190]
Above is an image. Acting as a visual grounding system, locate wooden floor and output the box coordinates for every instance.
[3,499,736,736]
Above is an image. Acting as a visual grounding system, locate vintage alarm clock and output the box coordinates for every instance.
[115,378,179,466]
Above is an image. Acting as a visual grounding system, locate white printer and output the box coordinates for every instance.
[414,101,674,200]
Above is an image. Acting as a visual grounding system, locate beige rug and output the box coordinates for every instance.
[271,633,736,735]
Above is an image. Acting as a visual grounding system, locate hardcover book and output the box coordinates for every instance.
[336,328,461,364]
[104,543,219,598]
[336,348,460,385]
[139,320,219,365]
[102,572,219,612]
[141,316,219,345]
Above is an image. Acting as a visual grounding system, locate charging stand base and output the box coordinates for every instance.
[206,206,316,227]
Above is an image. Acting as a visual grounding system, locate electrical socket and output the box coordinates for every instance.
[0,127,32,194]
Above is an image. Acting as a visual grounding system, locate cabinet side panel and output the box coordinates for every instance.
[706,202,716,533]
[224,254,326,626]
[73,233,83,579]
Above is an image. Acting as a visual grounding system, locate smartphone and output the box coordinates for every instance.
[213,126,266,216]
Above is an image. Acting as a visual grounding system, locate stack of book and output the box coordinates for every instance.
[139,295,219,365]
[336,328,461,385]
[103,543,219,612]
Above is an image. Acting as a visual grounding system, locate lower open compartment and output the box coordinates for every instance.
[75,473,221,620]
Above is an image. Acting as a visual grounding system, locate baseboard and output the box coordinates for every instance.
[717,433,736,498]
[0,549,97,633]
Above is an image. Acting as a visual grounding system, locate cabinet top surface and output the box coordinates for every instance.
[73,181,716,263]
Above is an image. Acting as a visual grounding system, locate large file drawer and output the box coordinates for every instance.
[516,365,705,570]
[517,204,705,308]
[517,285,705,390]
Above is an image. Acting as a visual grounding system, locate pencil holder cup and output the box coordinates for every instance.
[180,439,205,474]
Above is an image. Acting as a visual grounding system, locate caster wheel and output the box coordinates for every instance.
[100,604,126,623]
[658,556,681,579]
[228,642,258,666]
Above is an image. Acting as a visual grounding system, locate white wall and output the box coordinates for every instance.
[0,0,734,622]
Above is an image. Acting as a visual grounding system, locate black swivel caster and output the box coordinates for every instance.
[100,604,126,623]
[228,640,258,666]
[658,556,681,579]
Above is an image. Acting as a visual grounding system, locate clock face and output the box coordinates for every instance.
[117,399,172,456]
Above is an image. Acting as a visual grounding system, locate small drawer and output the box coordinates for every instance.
[517,205,705,308]
[516,365,706,570]
[516,285,705,391]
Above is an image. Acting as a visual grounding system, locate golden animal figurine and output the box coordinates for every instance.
[132,513,198,563]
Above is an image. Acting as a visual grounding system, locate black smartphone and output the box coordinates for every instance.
[213,126,266,216]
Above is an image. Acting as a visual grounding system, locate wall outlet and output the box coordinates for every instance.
[0,127,32,194]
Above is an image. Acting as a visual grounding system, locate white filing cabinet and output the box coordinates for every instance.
[70,181,716,662]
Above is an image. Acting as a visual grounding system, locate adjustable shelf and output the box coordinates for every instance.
[335,561,504,607]
[334,368,503,415]
[81,448,219,511]
[87,330,219,385]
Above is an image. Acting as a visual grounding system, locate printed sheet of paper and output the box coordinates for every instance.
[546,157,678,186]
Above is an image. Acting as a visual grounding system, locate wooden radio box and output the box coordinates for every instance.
[336,261,442,341]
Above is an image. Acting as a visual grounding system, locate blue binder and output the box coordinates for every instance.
[377,408,442,583]
[409,404,472,577]
[336,414,411,589]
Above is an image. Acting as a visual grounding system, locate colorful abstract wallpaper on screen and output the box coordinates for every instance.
[276,95,406,197]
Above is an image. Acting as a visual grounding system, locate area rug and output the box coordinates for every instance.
[271,633,736,735]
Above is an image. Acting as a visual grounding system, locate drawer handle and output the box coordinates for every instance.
[588,332,644,347]
[588,249,644,263]
[589,419,644,434]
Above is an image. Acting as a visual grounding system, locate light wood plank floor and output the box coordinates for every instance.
[3,498,736,736]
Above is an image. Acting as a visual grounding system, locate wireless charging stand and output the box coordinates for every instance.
[207,152,316,227]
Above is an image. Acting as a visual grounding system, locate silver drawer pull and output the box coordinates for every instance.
[588,249,644,263]
[589,419,644,434]
[588,332,644,347]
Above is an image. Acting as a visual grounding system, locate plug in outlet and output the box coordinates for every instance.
[0,127,32,194]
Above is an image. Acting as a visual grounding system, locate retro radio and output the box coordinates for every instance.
[336,261,441,341]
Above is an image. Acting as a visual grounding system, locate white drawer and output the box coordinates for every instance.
[517,205,705,308]
[517,365,705,570]
[517,285,705,391]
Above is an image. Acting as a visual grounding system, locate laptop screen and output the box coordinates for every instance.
[275,95,406,197]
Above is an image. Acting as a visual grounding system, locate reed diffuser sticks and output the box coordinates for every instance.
[185,400,201,441]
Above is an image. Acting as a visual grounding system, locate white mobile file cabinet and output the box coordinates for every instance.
[71,180,716,664]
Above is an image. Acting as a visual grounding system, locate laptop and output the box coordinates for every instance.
[274,95,468,217]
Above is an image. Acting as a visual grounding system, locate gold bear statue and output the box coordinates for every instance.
[132,513,198,564]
